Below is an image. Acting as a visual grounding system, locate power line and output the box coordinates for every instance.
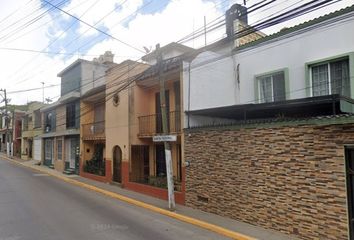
[5,0,348,107]
[41,0,145,54]
[0,0,68,42]
[9,0,152,86]
[9,0,110,85]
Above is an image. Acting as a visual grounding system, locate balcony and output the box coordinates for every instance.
[82,121,105,140]
[138,111,181,137]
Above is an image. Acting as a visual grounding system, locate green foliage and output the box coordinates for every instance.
[84,144,105,176]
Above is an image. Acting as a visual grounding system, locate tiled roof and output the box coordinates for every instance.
[235,4,354,51]
[188,114,354,130]
[137,56,182,81]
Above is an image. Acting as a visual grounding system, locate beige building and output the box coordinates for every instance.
[105,60,149,184]
[103,44,189,203]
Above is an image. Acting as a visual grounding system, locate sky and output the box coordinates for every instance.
[0,0,353,105]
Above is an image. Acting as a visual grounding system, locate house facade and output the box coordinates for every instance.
[183,5,354,240]
[21,102,45,161]
[41,51,115,175]
[79,52,116,180]
[0,108,25,157]
[101,60,149,186]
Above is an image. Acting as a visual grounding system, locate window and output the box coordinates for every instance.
[66,103,76,128]
[57,140,62,160]
[45,111,55,133]
[311,58,350,97]
[34,110,41,128]
[257,71,286,103]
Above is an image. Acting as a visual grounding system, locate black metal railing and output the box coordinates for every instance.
[82,121,105,139]
[138,111,181,136]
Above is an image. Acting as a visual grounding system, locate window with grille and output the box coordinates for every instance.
[257,71,286,103]
[66,103,76,128]
[311,58,349,97]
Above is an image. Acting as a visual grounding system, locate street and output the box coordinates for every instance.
[0,158,228,240]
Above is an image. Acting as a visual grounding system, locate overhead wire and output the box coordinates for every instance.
[44,0,353,128]
[9,0,153,87]
[41,0,145,54]
[4,0,350,122]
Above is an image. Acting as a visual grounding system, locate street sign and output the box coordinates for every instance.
[153,135,177,142]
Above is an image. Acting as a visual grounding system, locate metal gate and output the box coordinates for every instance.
[346,148,354,239]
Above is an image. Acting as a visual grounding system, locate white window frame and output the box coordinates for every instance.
[309,58,350,97]
[310,63,332,97]
[257,71,285,103]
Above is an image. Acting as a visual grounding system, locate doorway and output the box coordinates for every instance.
[113,146,122,183]
[155,145,166,177]
[346,148,354,239]
[28,139,33,159]
[44,139,53,166]
[65,137,80,174]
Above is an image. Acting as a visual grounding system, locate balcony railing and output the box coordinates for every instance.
[82,121,105,140]
[138,111,181,137]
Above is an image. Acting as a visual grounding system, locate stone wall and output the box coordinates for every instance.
[184,122,354,239]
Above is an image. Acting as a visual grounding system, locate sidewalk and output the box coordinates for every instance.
[1,153,299,240]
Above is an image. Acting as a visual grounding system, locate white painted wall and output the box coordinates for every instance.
[236,15,354,104]
[183,51,236,112]
[183,13,354,127]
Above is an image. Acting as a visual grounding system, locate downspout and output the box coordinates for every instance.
[187,62,191,129]
[127,62,131,181]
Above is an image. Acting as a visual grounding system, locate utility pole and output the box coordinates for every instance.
[40,82,45,103]
[156,44,176,210]
[0,89,9,157]
[204,16,207,46]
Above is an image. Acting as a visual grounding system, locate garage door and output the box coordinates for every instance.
[33,138,42,161]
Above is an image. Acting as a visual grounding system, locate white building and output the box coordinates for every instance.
[183,5,354,127]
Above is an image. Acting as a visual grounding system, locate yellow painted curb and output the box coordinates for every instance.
[1,156,256,240]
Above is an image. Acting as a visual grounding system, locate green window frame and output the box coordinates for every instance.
[254,68,289,103]
[305,52,354,98]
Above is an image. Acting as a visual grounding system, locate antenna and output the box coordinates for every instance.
[40,82,45,103]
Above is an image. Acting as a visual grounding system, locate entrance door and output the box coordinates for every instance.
[28,139,33,159]
[155,145,166,177]
[44,139,53,166]
[346,148,354,239]
[113,146,122,183]
[65,138,79,172]
[33,138,41,161]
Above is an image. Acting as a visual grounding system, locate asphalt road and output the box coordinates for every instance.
[0,158,229,240]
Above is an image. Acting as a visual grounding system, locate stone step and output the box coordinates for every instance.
[63,168,76,175]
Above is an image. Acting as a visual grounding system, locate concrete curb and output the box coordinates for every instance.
[1,156,256,240]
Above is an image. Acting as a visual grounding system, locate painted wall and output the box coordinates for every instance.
[61,63,81,96]
[183,51,237,112]
[183,14,354,126]
[236,15,354,104]
[80,61,109,96]
[105,62,149,167]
